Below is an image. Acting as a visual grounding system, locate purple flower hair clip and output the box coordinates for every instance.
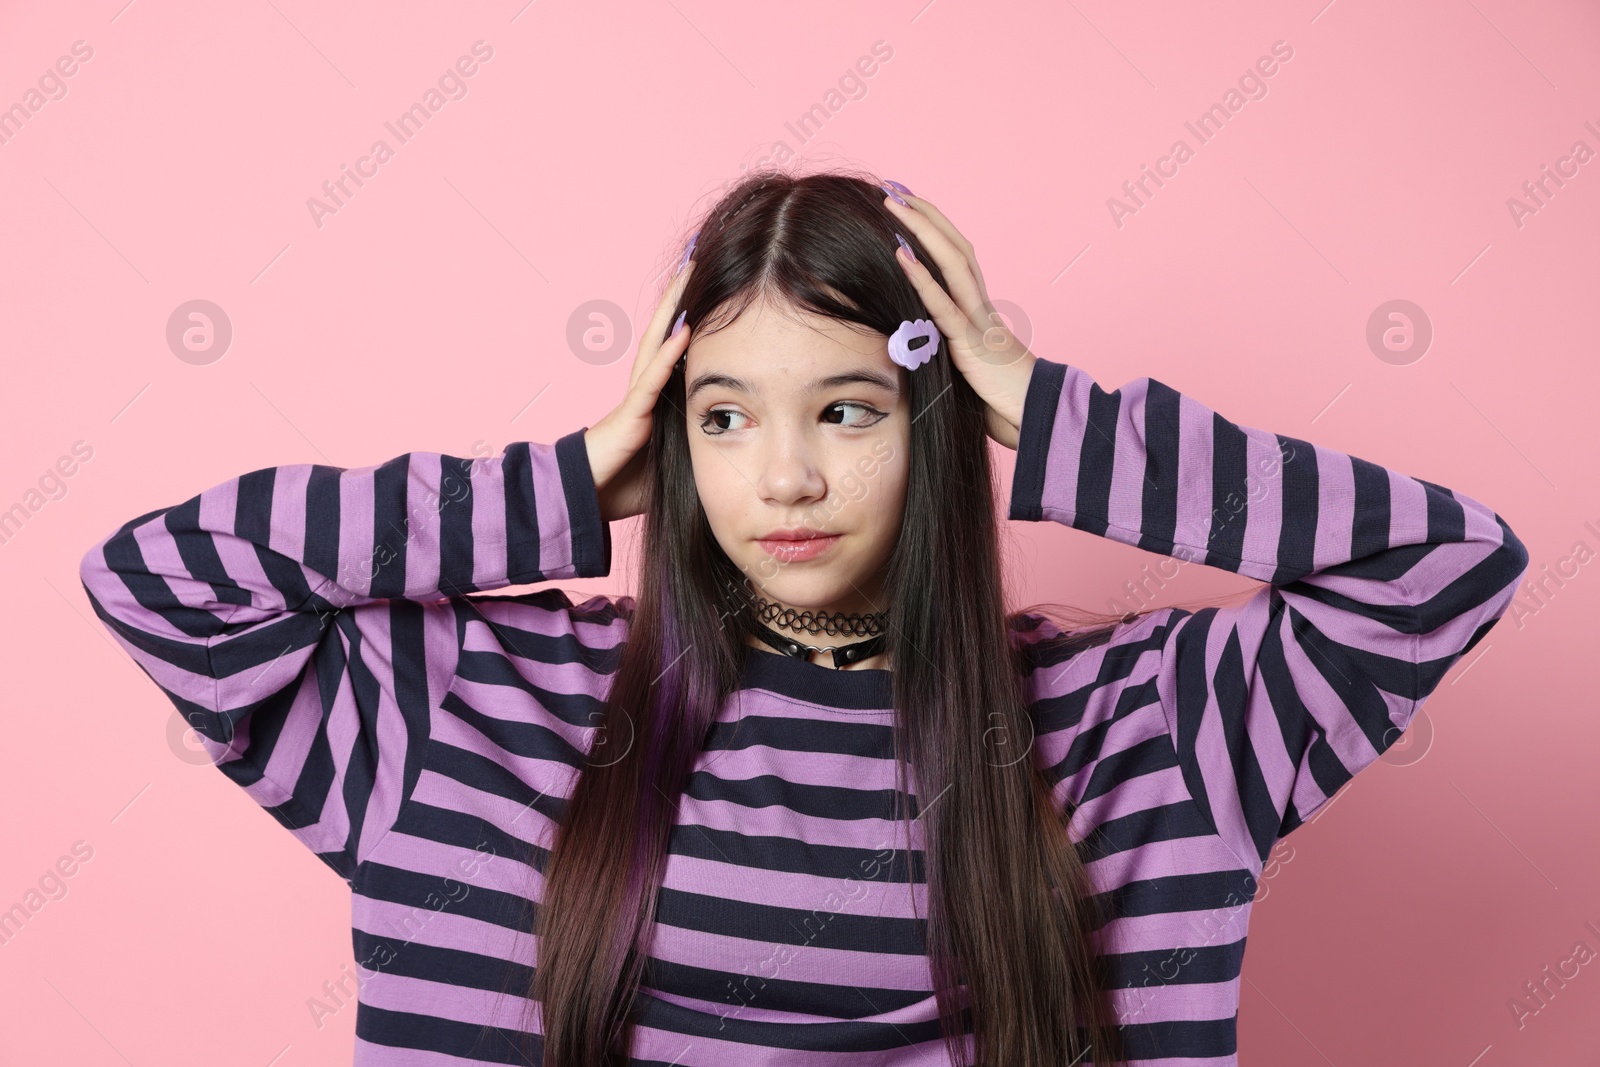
[888,318,940,371]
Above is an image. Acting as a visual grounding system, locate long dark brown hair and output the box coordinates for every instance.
[519,168,1145,1066]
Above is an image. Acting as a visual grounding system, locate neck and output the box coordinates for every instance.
[740,588,891,672]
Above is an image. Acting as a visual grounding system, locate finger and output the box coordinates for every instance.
[629,261,694,391]
[892,242,975,357]
[883,195,988,326]
[895,194,989,301]
[628,311,692,415]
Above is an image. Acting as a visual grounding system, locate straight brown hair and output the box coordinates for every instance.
[518,168,1137,1066]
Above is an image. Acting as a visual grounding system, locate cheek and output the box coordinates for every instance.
[845,439,909,540]
[688,442,741,535]
[875,461,910,537]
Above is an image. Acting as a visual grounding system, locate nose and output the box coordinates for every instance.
[754,425,827,508]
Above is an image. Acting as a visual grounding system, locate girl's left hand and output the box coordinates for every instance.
[882,187,1037,450]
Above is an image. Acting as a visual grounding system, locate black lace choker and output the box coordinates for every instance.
[739,587,889,670]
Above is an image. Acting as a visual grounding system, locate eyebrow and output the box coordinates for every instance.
[685,369,900,404]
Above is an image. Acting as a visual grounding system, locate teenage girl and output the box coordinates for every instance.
[81,170,1529,1067]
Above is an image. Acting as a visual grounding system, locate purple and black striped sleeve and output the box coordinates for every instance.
[1010,356,1530,876]
[78,429,610,880]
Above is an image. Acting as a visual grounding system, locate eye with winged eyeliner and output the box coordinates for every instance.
[698,401,889,436]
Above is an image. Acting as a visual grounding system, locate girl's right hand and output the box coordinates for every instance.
[585,260,694,523]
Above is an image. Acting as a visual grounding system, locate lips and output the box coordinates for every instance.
[758,526,833,542]
[755,527,841,562]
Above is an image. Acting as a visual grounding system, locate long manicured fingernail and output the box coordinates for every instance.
[885,179,913,197]
[674,231,699,276]
[894,232,916,263]
[670,310,687,338]
[879,182,908,206]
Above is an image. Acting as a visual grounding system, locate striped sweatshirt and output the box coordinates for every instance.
[79,356,1529,1066]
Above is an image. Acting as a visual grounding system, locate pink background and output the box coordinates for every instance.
[3,1,1597,1063]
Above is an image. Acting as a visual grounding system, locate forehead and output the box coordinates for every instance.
[685,295,896,382]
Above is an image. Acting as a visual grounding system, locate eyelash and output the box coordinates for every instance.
[698,402,887,436]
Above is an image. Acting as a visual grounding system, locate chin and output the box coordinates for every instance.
[743,566,856,609]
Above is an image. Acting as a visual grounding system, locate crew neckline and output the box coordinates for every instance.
[738,644,895,712]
